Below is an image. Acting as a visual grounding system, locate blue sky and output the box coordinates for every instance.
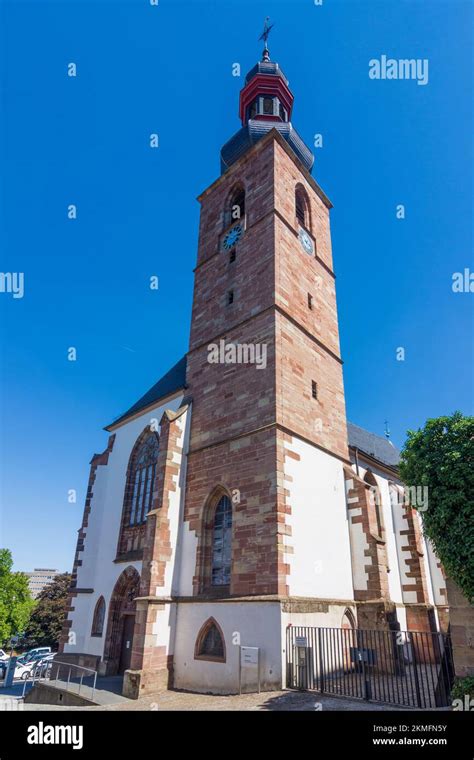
[0,0,472,572]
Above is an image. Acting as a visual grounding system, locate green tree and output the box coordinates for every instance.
[0,549,35,646]
[23,572,71,649]
[399,412,474,602]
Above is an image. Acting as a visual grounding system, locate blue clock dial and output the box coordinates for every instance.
[223,224,244,250]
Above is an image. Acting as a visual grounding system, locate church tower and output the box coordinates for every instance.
[175,38,355,685]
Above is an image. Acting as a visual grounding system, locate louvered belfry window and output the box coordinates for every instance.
[129,434,159,525]
[295,189,306,227]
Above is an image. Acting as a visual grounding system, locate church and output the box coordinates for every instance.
[59,39,448,699]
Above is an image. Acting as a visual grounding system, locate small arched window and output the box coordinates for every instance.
[364,470,384,538]
[91,596,106,637]
[128,433,159,526]
[342,608,356,630]
[295,185,310,230]
[194,618,226,662]
[211,495,232,587]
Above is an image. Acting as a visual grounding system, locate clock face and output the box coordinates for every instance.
[299,227,314,255]
[223,224,244,250]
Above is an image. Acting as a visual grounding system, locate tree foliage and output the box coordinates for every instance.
[23,572,71,649]
[399,412,474,603]
[0,549,35,646]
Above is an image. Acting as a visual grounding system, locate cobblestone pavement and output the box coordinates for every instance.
[8,688,419,712]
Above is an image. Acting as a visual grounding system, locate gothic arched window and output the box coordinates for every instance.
[128,433,159,526]
[194,618,226,662]
[211,495,232,587]
[91,596,106,637]
[116,429,159,560]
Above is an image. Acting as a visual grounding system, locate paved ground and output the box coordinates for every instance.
[92,688,410,711]
[0,686,421,712]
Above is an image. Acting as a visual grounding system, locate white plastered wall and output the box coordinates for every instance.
[284,437,354,600]
[64,393,185,658]
[357,464,404,606]
[173,602,283,694]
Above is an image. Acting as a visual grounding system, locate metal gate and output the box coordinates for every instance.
[286,625,455,708]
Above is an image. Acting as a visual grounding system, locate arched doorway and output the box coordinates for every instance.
[103,566,140,676]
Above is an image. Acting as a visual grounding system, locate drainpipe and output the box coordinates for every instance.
[354,447,360,477]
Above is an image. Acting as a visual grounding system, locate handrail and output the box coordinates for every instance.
[48,660,96,675]
[22,659,98,701]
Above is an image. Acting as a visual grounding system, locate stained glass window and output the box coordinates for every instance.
[211,495,232,586]
[129,434,159,525]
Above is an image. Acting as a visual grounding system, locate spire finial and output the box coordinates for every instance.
[384,420,391,440]
[258,16,274,62]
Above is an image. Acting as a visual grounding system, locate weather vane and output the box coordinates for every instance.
[259,16,274,61]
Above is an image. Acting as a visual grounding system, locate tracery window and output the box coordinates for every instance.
[211,495,232,586]
[128,433,159,525]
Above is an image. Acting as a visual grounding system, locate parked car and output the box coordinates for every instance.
[0,649,9,662]
[21,647,51,663]
[13,661,33,681]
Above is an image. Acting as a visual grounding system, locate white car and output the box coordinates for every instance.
[14,660,33,681]
[0,649,8,662]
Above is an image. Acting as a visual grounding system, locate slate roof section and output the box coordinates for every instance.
[244,60,289,85]
[106,355,187,430]
[347,421,400,468]
[220,121,314,175]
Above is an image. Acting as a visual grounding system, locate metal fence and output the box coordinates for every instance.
[286,625,455,708]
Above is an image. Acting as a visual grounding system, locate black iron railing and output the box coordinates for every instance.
[286,625,454,708]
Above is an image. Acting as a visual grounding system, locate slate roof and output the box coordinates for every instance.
[244,60,289,85]
[347,421,400,468]
[106,355,187,429]
[220,121,314,175]
[107,356,400,470]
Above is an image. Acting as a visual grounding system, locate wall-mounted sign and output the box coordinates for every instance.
[295,636,307,647]
[240,646,259,667]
